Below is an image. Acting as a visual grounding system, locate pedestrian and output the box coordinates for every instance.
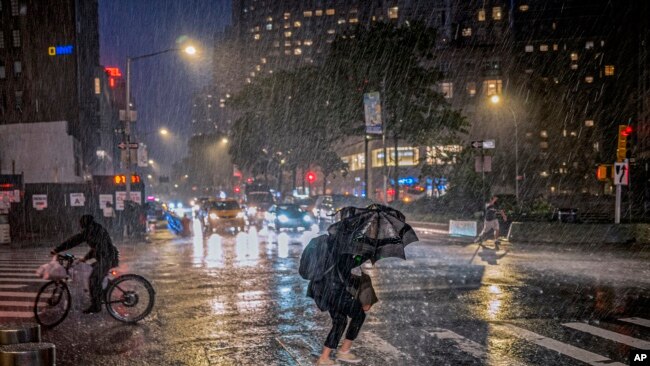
[50,215,119,314]
[310,252,374,366]
[475,195,507,248]
[103,202,115,233]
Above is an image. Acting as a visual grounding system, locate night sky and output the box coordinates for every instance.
[99,0,231,174]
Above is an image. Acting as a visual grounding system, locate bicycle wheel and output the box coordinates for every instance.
[33,281,71,328]
[105,274,155,323]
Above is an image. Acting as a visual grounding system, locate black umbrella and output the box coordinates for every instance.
[327,204,419,263]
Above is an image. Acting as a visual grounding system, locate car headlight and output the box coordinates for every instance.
[236,212,245,218]
[278,214,289,223]
[209,213,218,220]
[303,215,312,222]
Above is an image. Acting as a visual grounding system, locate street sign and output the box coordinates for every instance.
[614,161,629,185]
[471,140,495,149]
[119,110,137,121]
[137,143,148,167]
[32,194,47,211]
[118,142,139,150]
[474,155,492,172]
[363,92,383,134]
[70,193,85,207]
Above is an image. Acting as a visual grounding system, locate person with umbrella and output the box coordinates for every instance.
[311,205,418,365]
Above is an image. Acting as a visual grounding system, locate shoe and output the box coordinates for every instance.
[315,358,340,366]
[82,305,102,314]
[336,351,362,364]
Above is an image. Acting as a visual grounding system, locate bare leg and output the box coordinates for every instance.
[318,347,333,362]
[494,229,499,241]
[340,339,353,353]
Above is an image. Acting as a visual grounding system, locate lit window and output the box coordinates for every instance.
[492,7,502,20]
[540,142,549,149]
[570,52,578,61]
[255,65,261,71]
[246,78,251,83]
[540,130,548,138]
[250,71,255,77]
[326,9,335,16]
[478,9,486,21]
[553,44,558,51]
[266,16,273,22]
[304,11,312,17]
[294,40,301,46]
[585,41,594,49]
[261,58,267,64]
[284,31,292,37]
[570,131,577,137]
[519,4,529,11]
[350,8,358,14]
[284,12,290,19]
[525,45,533,52]
[571,63,578,70]
[462,28,472,37]
[349,18,359,23]
[10,0,19,16]
[388,7,399,19]
[327,29,336,34]
[304,39,313,46]
[284,49,291,55]
[94,78,101,94]
[12,30,20,47]
[440,82,453,98]
[0,32,3,48]
[604,65,615,76]
[13,61,21,75]
[294,48,302,55]
[540,44,548,51]
[483,79,502,96]
[253,26,260,32]
[294,21,301,27]
[284,41,291,47]
[585,76,594,83]
[466,82,477,96]
[284,23,290,29]
[585,120,594,127]
[0,65,5,79]
[593,142,599,151]
[273,41,280,47]
[266,23,272,30]
[338,18,346,24]
[315,10,323,16]
[14,90,23,111]
[253,33,260,40]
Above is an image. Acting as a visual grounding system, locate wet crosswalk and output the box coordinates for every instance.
[0,255,50,319]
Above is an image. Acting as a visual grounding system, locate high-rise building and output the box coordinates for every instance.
[0,0,102,182]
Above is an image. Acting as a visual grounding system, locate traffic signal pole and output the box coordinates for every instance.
[124,58,132,203]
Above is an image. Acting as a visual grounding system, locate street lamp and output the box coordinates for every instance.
[490,95,520,207]
[123,44,198,202]
[159,128,169,136]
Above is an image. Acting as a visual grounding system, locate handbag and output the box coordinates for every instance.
[346,272,378,306]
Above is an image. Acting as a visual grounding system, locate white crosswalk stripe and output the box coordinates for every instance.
[427,328,527,366]
[0,260,43,319]
[620,317,650,328]
[563,322,650,350]
[494,323,629,366]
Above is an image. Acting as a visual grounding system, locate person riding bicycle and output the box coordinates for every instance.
[51,214,119,314]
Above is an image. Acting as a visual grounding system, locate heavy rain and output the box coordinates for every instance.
[0,1,649,365]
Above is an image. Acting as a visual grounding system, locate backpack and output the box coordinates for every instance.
[299,234,336,281]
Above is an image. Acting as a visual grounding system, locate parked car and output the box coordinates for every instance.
[201,199,248,236]
[313,195,373,223]
[266,204,314,232]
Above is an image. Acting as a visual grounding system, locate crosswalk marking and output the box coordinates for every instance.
[427,328,527,366]
[620,317,650,328]
[0,311,33,318]
[0,272,39,277]
[0,291,49,298]
[0,278,47,283]
[563,322,650,350]
[0,268,38,272]
[0,284,27,289]
[0,300,43,307]
[494,323,626,366]
[358,331,413,363]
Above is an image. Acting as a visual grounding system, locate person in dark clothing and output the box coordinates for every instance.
[51,215,119,314]
[311,245,372,365]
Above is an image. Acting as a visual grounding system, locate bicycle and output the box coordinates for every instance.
[33,253,155,328]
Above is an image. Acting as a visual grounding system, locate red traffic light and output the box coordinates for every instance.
[306,171,316,183]
[621,125,633,137]
[234,186,241,193]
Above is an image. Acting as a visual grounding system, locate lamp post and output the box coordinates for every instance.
[490,95,519,207]
[123,45,197,203]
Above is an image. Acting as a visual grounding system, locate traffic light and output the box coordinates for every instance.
[616,125,633,162]
[596,164,611,181]
[306,171,316,184]
[113,174,141,184]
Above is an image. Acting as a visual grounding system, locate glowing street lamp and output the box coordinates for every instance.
[159,128,169,136]
[489,95,519,207]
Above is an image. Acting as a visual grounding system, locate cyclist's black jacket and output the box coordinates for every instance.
[55,222,119,265]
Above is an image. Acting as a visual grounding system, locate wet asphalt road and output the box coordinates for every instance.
[1,221,649,365]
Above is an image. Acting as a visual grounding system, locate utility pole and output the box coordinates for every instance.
[124,58,132,203]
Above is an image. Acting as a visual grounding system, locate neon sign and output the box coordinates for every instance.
[48,45,74,56]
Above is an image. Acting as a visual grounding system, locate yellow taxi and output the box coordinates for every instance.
[202,199,248,236]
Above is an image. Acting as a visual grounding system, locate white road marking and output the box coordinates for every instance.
[619,317,650,328]
[0,278,47,283]
[0,291,50,299]
[427,328,526,366]
[0,300,43,307]
[563,322,650,350]
[0,268,38,272]
[0,284,27,289]
[0,272,39,277]
[358,332,413,363]
[495,323,626,366]
[0,311,33,318]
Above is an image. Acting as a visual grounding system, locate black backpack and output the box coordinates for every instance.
[299,235,336,281]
